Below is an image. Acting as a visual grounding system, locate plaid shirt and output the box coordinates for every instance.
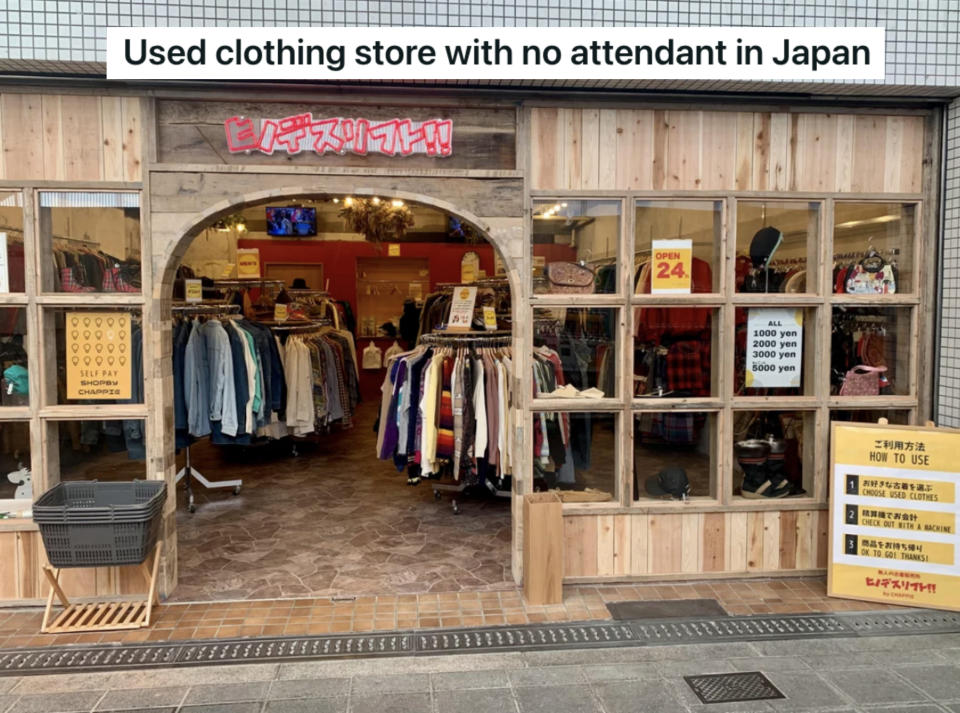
[59,267,96,292]
[666,340,708,395]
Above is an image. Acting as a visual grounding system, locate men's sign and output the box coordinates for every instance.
[66,312,133,400]
[224,114,453,157]
[830,422,960,612]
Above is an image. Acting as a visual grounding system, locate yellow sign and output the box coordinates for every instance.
[829,422,960,612]
[388,243,400,257]
[651,238,693,294]
[236,248,261,278]
[482,306,498,331]
[273,303,288,322]
[185,279,203,303]
[66,312,133,400]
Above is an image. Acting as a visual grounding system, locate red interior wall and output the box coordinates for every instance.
[238,239,497,400]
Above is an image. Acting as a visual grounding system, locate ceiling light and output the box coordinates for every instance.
[371,196,381,205]
[391,199,404,208]
[344,196,354,206]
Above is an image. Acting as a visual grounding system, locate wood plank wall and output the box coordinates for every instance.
[563,510,828,579]
[0,93,142,182]
[530,108,925,194]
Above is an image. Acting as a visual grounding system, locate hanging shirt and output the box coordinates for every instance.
[184,320,211,438]
[201,320,238,438]
[473,357,487,460]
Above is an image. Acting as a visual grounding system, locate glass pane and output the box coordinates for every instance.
[0,421,31,502]
[0,191,25,294]
[532,200,620,295]
[830,409,912,425]
[831,306,911,396]
[0,308,28,407]
[733,410,814,499]
[52,419,146,483]
[736,201,820,293]
[833,202,915,294]
[736,307,817,397]
[635,200,721,293]
[39,192,142,293]
[634,307,717,398]
[45,308,144,406]
[634,412,717,500]
[533,411,616,499]
[533,307,617,398]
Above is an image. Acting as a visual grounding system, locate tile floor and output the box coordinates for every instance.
[0,576,900,650]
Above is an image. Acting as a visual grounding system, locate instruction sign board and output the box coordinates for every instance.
[446,286,477,332]
[745,308,803,388]
[829,422,960,612]
[651,239,692,294]
[66,312,133,400]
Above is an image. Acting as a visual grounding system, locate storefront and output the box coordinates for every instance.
[0,86,939,603]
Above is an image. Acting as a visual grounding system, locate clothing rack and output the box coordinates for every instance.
[420,330,511,347]
[833,248,901,261]
[263,318,333,331]
[213,279,285,289]
[171,302,244,512]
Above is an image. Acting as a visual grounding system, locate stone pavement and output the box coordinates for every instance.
[1,630,960,712]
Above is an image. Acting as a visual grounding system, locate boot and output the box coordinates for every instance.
[764,435,793,493]
[736,439,789,499]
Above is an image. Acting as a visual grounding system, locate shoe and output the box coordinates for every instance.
[736,439,790,499]
[763,435,791,492]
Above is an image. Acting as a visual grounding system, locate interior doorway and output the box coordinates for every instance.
[166,192,517,602]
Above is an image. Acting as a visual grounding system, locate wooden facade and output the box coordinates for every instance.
[0,86,939,604]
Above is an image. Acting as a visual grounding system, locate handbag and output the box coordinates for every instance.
[545,262,595,294]
[839,364,887,396]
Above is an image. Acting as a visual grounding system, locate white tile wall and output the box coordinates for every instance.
[939,99,960,427]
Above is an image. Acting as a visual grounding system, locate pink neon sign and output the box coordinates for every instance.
[224,114,453,157]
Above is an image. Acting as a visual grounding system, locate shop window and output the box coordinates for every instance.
[833,202,915,295]
[634,307,718,399]
[733,410,814,500]
[48,419,146,485]
[635,200,722,293]
[38,191,142,294]
[735,307,817,397]
[533,307,617,398]
[0,308,28,407]
[0,421,31,503]
[532,200,620,295]
[0,191,25,294]
[532,411,616,500]
[634,411,717,500]
[43,307,144,406]
[736,201,820,294]
[830,306,912,397]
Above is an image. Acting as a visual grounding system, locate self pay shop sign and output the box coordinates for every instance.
[106,27,885,81]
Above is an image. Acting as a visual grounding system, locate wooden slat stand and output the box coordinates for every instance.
[523,493,563,605]
[41,541,163,634]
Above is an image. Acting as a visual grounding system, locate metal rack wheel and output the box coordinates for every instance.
[452,499,460,515]
[434,489,442,500]
[233,485,241,495]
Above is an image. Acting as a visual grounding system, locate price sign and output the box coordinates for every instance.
[184,279,203,303]
[482,306,498,331]
[446,286,477,332]
[388,243,401,257]
[273,303,288,322]
[66,312,133,400]
[830,422,960,612]
[651,239,692,294]
[745,308,803,388]
[236,248,261,279]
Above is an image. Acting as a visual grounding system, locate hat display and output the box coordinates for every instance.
[749,226,783,268]
[644,466,691,499]
[291,278,309,289]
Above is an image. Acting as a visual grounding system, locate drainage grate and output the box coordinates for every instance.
[685,672,785,704]
[0,609,959,676]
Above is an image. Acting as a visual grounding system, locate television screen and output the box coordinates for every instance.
[266,206,317,237]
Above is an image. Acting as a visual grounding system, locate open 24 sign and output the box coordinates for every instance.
[651,239,692,294]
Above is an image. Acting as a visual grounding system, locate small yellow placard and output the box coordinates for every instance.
[651,238,693,294]
[830,422,960,612]
[388,243,401,257]
[237,248,261,278]
[185,279,203,303]
[274,303,288,322]
[66,312,133,400]
[482,306,498,331]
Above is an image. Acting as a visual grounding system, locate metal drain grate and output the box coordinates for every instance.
[685,672,785,704]
[1,609,959,676]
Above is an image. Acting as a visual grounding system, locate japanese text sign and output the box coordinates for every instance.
[224,114,453,157]
[446,286,477,332]
[651,239,692,294]
[66,312,133,400]
[745,308,803,389]
[829,422,960,612]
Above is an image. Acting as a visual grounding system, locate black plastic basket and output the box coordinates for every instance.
[34,481,166,568]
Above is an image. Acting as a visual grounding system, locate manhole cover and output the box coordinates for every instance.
[684,672,785,704]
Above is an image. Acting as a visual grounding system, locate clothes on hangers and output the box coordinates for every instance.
[834,251,898,294]
[282,327,360,435]
[51,242,141,293]
[375,339,513,487]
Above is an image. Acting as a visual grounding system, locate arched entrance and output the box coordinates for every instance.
[152,184,526,601]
